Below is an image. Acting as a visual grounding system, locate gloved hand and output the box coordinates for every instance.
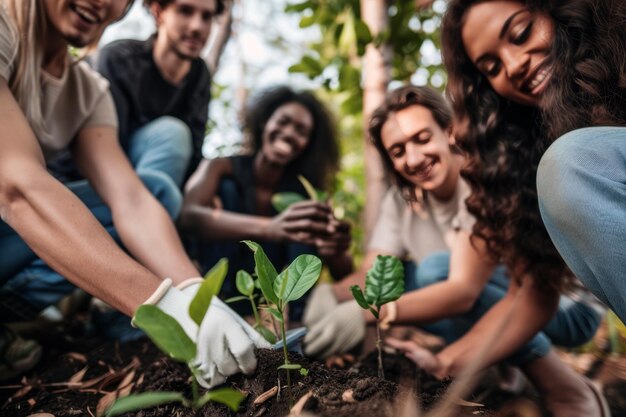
[303,300,365,359]
[302,283,339,328]
[140,278,270,389]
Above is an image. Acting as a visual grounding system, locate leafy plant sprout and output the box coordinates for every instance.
[350,255,404,379]
[106,259,244,416]
[242,240,322,398]
[271,174,328,212]
[226,270,277,344]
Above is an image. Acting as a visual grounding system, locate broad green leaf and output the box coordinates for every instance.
[105,392,185,416]
[288,63,310,74]
[256,325,278,344]
[364,255,405,309]
[282,255,322,302]
[338,11,357,56]
[235,270,255,296]
[278,363,302,370]
[299,367,309,376]
[260,306,284,323]
[242,241,279,305]
[224,295,249,303]
[297,175,319,201]
[271,192,306,212]
[274,269,289,299]
[354,18,373,45]
[299,8,319,28]
[350,286,379,319]
[196,387,245,411]
[284,0,312,13]
[189,258,228,326]
[350,285,370,310]
[134,306,196,363]
[301,55,324,77]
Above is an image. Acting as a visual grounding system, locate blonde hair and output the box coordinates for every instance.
[2,0,46,136]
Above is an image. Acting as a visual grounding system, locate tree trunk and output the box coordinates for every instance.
[360,0,391,245]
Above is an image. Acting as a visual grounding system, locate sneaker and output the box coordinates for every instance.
[0,326,42,382]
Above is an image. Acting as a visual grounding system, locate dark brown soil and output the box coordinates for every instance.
[0,334,509,417]
[6,328,622,417]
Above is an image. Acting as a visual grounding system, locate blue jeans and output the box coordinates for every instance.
[187,179,315,321]
[127,116,193,189]
[0,171,181,320]
[538,126,626,322]
[406,252,603,365]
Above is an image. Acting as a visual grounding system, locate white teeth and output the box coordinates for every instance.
[74,5,98,23]
[528,68,548,90]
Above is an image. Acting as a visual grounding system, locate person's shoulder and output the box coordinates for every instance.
[70,58,111,97]
[99,38,149,62]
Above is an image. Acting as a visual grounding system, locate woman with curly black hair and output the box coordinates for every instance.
[180,86,352,320]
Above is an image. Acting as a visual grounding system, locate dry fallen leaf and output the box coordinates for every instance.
[253,386,278,405]
[289,390,314,416]
[456,399,484,407]
[66,352,87,363]
[10,384,32,399]
[69,366,88,384]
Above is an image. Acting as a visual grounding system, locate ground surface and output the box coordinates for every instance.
[0,319,624,417]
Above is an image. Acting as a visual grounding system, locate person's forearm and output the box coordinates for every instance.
[112,192,199,284]
[380,280,477,325]
[179,205,275,242]
[2,167,161,316]
[436,282,558,376]
[332,269,366,301]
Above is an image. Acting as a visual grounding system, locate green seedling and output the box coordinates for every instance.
[106,259,245,416]
[350,255,404,379]
[225,270,277,344]
[271,175,328,212]
[242,240,322,396]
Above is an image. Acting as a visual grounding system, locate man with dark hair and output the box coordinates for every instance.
[50,0,227,197]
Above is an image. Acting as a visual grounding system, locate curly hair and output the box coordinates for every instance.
[243,86,340,192]
[441,0,626,290]
[368,85,455,203]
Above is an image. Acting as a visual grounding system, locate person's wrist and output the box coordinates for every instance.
[379,301,398,330]
[433,350,454,379]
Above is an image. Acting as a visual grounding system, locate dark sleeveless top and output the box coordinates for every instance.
[229,155,310,215]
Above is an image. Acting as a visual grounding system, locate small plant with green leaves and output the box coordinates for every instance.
[242,240,322,394]
[271,175,328,212]
[225,270,278,344]
[105,259,244,416]
[350,255,404,379]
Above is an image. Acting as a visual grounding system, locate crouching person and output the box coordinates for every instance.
[0,0,266,385]
[302,86,606,416]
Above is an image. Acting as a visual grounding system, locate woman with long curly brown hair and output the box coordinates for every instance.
[390,1,623,415]
[442,0,625,316]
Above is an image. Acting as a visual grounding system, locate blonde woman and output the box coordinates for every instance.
[0,0,266,385]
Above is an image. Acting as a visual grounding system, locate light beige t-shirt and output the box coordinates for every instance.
[369,179,473,263]
[0,7,117,161]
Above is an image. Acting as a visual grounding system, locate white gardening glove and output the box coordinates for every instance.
[177,279,270,389]
[302,283,339,328]
[140,278,269,389]
[303,300,365,359]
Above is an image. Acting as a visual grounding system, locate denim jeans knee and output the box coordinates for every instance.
[128,116,193,187]
[538,126,626,320]
[137,170,183,220]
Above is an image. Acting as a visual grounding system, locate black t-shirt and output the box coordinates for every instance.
[48,37,211,184]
